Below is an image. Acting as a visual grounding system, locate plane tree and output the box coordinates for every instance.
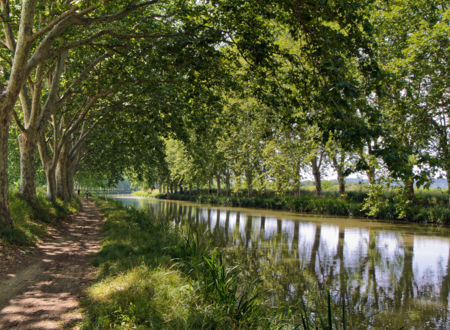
[0,0,169,228]
[371,0,449,197]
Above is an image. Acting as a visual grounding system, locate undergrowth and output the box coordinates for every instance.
[1,188,81,245]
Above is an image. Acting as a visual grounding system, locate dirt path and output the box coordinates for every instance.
[0,199,103,329]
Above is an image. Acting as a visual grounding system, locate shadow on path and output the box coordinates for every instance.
[0,199,103,329]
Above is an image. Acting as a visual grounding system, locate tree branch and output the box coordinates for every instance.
[30,6,79,42]
[11,109,26,132]
[64,83,120,139]
[58,52,110,105]
[0,0,17,51]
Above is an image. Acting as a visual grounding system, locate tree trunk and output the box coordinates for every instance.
[189,183,192,194]
[311,158,322,197]
[225,169,231,196]
[208,180,212,194]
[216,173,221,196]
[366,167,375,185]
[18,133,37,203]
[338,175,346,197]
[404,177,415,201]
[0,118,13,230]
[56,160,68,201]
[295,179,301,197]
[332,156,346,197]
[37,137,56,202]
[45,166,56,203]
[0,0,39,229]
[67,164,75,199]
[56,144,71,201]
[246,168,253,197]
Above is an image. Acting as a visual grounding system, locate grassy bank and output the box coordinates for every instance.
[135,190,450,224]
[80,198,356,329]
[1,189,81,245]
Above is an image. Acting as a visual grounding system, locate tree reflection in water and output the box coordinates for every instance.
[118,197,450,328]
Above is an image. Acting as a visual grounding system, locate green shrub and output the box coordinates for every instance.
[149,190,448,223]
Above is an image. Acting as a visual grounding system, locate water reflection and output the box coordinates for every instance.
[115,196,450,327]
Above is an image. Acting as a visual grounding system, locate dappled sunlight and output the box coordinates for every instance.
[0,199,103,329]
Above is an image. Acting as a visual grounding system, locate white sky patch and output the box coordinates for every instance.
[344,228,369,269]
[413,236,449,294]
[262,217,278,240]
[298,222,316,263]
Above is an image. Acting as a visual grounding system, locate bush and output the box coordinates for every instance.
[153,189,450,224]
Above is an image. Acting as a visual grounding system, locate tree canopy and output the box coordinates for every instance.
[1,0,448,228]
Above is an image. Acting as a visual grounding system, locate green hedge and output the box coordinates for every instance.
[154,192,449,224]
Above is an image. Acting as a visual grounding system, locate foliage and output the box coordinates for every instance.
[157,190,449,224]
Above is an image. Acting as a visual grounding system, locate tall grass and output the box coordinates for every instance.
[80,198,265,328]
[81,198,368,329]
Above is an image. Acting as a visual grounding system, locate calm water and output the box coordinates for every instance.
[114,196,450,328]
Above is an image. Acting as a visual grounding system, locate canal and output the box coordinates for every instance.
[113,196,450,328]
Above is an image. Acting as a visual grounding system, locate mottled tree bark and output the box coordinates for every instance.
[0,0,38,228]
[0,117,13,229]
[56,144,70,201]
[366,167,376,185]
[18,133,37,203]
[332,155,346,197]
[311,157,322,197]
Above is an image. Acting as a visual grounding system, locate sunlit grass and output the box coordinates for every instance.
[80,198,267,329]
[84,265,197,329]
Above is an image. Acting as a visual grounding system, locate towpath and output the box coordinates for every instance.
[0,199,103,329]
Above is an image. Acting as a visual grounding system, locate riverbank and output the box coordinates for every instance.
[0,190,81,287]
[134,190,450,224]
[1,190,81,246]
[79,197,353,329]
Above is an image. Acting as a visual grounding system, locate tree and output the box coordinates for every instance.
[371,0,449,195]
[0,0,163,227]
